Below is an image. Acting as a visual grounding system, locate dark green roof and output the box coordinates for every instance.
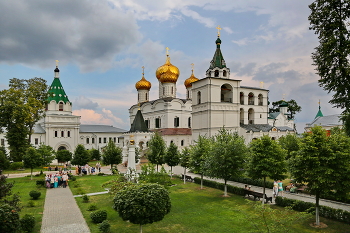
[315,106,323,119]
[209,37,226,69]
[47,69,70,104]
[279,101,288,107]
[129,109,149,133]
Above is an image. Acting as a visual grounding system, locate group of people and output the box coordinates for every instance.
[273,180,284,197]
[75,163,101,175]
[45,172,69,188]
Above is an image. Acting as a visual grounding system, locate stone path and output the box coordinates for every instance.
[40,187,90,233]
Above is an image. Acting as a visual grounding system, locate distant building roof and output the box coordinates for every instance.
[240,124,294,132]
[129,109,149,133]
[306,114,341,128]
[79,125,127,133]
[268,112,280,119]
[33,124,46,134]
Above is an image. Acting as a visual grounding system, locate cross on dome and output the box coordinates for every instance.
[216,25,222,37]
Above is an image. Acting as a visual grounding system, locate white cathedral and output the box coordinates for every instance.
[0,32,295,161]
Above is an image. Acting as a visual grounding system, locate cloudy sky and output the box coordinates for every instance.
[0,0,343,133]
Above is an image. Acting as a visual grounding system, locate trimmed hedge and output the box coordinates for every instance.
[229,176,274,189]
[275,196,350,224]
[193,177,245,196]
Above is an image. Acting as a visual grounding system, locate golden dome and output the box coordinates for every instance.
[184,70,199,88]
[156,55,180,83]
[135,76,151,90]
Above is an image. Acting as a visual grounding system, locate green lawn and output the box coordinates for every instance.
[8,176,46,233]
[72,177,350,233]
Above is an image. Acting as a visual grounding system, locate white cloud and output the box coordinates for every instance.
[73,96,99,110]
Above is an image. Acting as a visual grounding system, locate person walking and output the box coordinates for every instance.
[277,180,284,197]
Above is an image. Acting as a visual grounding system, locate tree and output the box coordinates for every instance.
[269,99,301,119]
[113,183,171,233]
[189,135,212,189]
[309,1,350,128]
[89,148,101,161]
[278,134,300,159]
[289,126,350,225]
[179,147,191,184]
[23,147,43,180]
[205,128,248,196]
[37,144,55,166]
[147,132,166,172]
[55,149,72,164]
[247,135,287,205]
[0,78,48,161]
[71,144,90,166]
[0,149,10,170]
[102,140,122,171]
[164,142,180,178]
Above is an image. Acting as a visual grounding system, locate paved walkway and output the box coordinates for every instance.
[40,187,90,233]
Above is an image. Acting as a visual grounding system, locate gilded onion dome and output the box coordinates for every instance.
[135,69,151,90]
[155,52,180,83]
[184,69,199,88]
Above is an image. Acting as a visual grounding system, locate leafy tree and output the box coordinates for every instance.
[164,142,180,178]
[189,135,212,189]
[0,150,10,170]
[37,144,55,166]
[102,140,122,171]
[247,135,287,205]
[56,149,72,164]
[179,147,191,184]
[0,78,48,161]
[0,175,21,211]
[269,99,301,119]
[23,147,43,180]
[289,126,350,225]
[89,148,101,161]
[71,144,90,166]
[113,183,171,233]
[205,128,248,196]
[309,1,350,112]
[278,134,300,159]
[147,132,166,172]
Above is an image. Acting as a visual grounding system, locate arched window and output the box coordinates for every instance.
[215,70,219,77]
[59,102,64,111]
[171,86,174,94]
[240,92,244,105]
[248,93,254,105]
[248,108,254,124]
[223,70,227,77]
[221,84,232,103]
[145,93,148,101]
[181,140,184,146]
[61,131,64,137]
[258,94,263,106]
[138,93,140,101]
[197,91,201,104]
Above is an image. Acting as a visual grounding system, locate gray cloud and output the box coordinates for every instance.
[73,96,99,110]
[0,0,141,71]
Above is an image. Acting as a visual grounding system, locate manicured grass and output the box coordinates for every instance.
[69,175,116,195]
[8,176,46,233]
[74,177,350,233]
[3,167,47,174]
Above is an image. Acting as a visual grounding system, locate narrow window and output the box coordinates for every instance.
[99,137,102,143]
[86,138,89,144]
[114,137,116,143]
[145,120,149,129]
[146,93,148,100]
[104,137,107,143]
[59,102,64,111]
[155,118,161,128]
[67,131,70,137]
[171,86,174,94]
[197,91,201,104]
[181,140,184,146]
[35,138,39,145]
[174,117,179,127]
[188,117,191,128]
[61,131,64,137]
[92,138,95,144]
[215,70,219,77]
[55,131,57,137]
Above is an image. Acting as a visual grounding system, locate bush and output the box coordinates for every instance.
[98,220,111,233]
[36,180,45,187]
[29,190,41,200]
[0,204,20,233]
[10,162,24,170]
[76,188,85,195]
[275,196,350,224]
[139,164,172,186]
[20,214,35,233]
[70,176,76,181]
[27,200,35,207]
[87,203,98,211]
[82,194,89,203]
[97,173,105,176]
[90,210,107,223]
[229,176,274,189]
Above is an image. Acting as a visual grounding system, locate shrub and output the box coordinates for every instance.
[70,176,76,181]
[98,220,111,233]
[0,204,20,233]
[27,200,35,207]
[139,164,172,186]
[87,203,98,211]
[20,214,35,233]
[97,173,105,176]
[82,194,89,203]
[29,190,41,200]
[76,188,85,195]
[10,162,24,170]
[36,180,45,187]
[193,177,245,196]
[90,210,107,223]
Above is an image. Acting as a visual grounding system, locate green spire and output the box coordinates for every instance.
[129,109,149,133]
[47,66,71,104]
[315,101,323,119]
[209,36,227,69]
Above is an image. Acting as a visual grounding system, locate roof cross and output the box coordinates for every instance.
[142,66,145,76]
[166,47,170,56]
[55,60,59,67]
[216,25,222,37]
